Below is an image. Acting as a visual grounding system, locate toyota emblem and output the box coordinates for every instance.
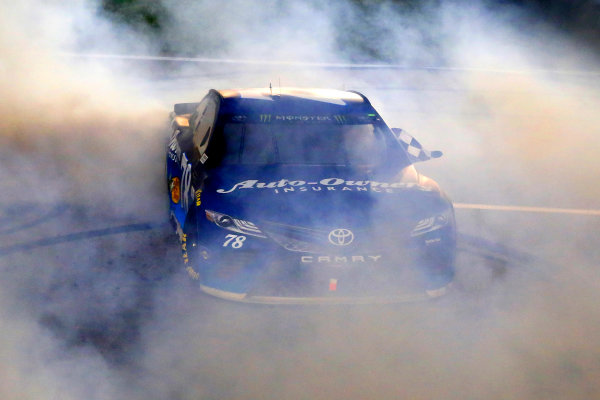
[328,228,354,246]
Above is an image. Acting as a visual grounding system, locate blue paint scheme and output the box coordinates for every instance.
[166,145,194,231]
[166,88,456,302]
[185,164,455,296]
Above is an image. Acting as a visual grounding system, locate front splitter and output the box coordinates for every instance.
[199,283,452,305]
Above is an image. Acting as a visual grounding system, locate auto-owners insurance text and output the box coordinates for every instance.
[217,178,433,194]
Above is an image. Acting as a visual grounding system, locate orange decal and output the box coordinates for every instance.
[329,278,338,291]
[170,177,181,204]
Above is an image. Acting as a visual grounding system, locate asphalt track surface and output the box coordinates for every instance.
[2,61,600,399]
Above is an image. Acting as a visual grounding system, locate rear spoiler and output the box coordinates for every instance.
[174,102,201,115]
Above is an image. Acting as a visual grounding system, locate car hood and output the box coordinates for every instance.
[201,165,450,230]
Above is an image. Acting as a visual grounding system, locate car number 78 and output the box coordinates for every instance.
[223,234,246,248]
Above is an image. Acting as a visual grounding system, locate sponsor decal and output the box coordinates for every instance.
[171,211,184,242]
[170,177,181,204]
[329,278,338,291]
[168,138,194,211]
[328,229,354,246]
[223,234,246,248]
[242,113,374,124]
[216,178,432,194]
[195,189,202,207]
[167,135,181,161]
[181,233,189,264]
[254,114,340,123]
[300,255,382,264]
[180,153,193,213]
[333,115,347,123]
[275,115,332,122]
[168,136,179,152]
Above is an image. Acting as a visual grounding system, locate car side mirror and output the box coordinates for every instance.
[391,128,443,163]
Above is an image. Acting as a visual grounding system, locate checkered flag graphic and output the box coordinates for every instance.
[391,128,433,162]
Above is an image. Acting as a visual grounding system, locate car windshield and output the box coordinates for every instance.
[220,119,388,167]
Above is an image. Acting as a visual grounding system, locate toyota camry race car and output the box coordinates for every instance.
[166,88,455,304]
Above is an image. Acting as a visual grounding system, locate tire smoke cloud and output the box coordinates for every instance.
[1,1,600,399]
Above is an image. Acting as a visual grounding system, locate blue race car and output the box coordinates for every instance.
[166,88,455,304]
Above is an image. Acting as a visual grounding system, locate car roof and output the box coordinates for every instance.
[217,87,368,106]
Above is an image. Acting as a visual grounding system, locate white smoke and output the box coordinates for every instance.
[1,0,600,399]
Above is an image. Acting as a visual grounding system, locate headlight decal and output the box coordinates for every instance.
[205,210,267,238]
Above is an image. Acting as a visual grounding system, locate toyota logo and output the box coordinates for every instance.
[328,229,354,246]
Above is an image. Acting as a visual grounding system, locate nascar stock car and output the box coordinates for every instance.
[166,87,455,304]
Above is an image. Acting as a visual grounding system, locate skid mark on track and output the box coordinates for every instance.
[0,203,69,235]
[0,222,161,257]
[457,232,532,265]
[452,231,560,296]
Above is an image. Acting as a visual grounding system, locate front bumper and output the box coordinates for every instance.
[191,217,456,304]
[200,282,453,305]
